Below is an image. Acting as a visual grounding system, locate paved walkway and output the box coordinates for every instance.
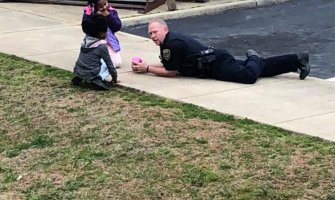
[0,1,334,141]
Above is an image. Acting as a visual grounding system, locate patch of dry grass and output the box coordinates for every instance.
[1,53,335,199]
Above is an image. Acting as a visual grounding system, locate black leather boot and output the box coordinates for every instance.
[297,53,310,80]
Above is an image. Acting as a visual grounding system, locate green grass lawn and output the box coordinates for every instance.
[1,52,335,200]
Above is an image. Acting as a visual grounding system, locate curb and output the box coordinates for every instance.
[122,0,290,27]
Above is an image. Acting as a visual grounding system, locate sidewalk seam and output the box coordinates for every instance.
[274,110,335,125]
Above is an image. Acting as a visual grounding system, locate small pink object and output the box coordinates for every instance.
[83,6,92,15]
[132,56,142,63]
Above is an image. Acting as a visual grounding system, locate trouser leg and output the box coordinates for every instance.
[98,59,110,81]
[107,45,122,68]
[212,50,265,84]
[261,54,299,77]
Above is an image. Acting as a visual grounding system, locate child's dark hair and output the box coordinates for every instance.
[81,15,107,38]
[87,0,98,6]
[87,0,101,13]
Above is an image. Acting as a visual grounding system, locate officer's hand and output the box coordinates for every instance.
[132,60,147,73]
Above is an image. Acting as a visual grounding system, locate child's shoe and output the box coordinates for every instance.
[71,76,82,85]
[91,77,109,90]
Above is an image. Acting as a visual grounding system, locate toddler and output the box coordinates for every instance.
[72,15,118,90]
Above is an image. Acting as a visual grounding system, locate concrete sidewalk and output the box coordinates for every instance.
[0,1,334,142]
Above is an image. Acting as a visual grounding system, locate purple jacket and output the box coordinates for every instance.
[83,5,122,52]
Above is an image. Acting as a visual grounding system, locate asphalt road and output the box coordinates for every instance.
[123,0,335,79]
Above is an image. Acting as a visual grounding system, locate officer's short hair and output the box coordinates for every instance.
[149,19,168,28]
[82,15,107,38]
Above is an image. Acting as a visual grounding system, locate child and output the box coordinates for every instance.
[72,15,118,90]
[83,0,123,68]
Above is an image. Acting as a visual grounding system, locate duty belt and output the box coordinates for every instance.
[196,48,216,78]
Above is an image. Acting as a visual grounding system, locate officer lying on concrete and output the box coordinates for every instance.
[131,19,310,84]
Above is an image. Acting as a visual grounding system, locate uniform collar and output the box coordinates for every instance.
[161,31,171,46]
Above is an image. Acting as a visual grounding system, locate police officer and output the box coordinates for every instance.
[131,19,310,84]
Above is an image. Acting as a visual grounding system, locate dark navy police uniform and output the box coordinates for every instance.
[160,31,300,84]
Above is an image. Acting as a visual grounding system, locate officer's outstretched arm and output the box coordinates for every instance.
[147,65,177,77]
[132,61,177,77]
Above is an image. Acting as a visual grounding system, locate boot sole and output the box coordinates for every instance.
[299,54,310,80]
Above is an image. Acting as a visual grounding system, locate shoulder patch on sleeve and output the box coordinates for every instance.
[162,49,171,61]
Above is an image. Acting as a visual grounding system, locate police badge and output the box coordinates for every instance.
[162,49,171,61]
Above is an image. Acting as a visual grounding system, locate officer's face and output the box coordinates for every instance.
[148,22,168,46]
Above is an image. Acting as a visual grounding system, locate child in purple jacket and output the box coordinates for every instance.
[83,0,123,68]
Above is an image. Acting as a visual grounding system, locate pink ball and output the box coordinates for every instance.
[132,56,142,63]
